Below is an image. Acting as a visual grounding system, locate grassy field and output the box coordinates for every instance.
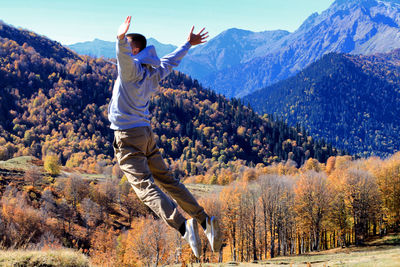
[261,246,400,267]
[184,183,223,198]
[181,234,400,267]
[0,156,39,171]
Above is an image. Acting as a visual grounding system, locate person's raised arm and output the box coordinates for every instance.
[116,16,142,81]
[157,26,209,80]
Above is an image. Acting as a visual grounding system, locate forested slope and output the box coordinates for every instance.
[0,21,340,177]
[244,51,400,157]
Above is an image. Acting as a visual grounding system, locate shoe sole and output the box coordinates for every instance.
[190,219,201,258]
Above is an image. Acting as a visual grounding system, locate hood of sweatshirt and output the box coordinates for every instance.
[109,40,191,130]
[134,45,161,67]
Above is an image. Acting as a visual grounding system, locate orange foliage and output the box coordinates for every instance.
[90,226,119,267]
[1,191,44,248]
[118,216,178,266]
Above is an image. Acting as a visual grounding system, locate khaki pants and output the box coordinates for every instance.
[113,126,207,230]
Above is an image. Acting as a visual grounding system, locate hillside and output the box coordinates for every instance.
[0,21,340,177]
[244,50,400,157]
[0,20,78,63]
[1,148,399,265]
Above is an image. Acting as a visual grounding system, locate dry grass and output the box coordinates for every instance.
[261,246,400,267]
[0,156,38,171]
[184,183,223,199]
[0,249,90,267]
[177,234,400,267]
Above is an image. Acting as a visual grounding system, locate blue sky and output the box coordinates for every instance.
[2,0,335,46]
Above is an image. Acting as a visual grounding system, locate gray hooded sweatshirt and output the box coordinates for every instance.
[108,37,191,130]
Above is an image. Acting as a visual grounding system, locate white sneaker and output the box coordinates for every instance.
[182,218,201,258]
[204,216,222,252]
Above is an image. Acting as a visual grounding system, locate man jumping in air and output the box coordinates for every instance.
[108,16,221,258]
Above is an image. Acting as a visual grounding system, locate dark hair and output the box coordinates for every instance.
[126,33,147,52]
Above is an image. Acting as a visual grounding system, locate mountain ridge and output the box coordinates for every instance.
[0,21,79,63]
[243,49,400,157]
[177,28,290,83]
[67,37,177,59]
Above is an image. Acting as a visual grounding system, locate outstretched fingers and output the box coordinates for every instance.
[200,30,209,43]
[201,32,209,38]
[197,27,205,35]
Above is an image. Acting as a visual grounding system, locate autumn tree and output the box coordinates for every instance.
[23,166,42,186]
[80,198,101,231]
[118,216,174,266]
[0,190,44,248]
[343,168,381,245]
[120,190,148,224]
[258,174,295,258]
[372,153,400,230]
[64,174,88,216]
[328,167,350,247]
[90,226,119,266]
[219,182,243,261]
[56,198,74,233]
[241,184,260,261]
[40,188,58,218]
[91,178,119,223]
[43,154,60,176]
[295,171,330,251]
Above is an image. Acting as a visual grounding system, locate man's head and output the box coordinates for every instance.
[126,33,147,55]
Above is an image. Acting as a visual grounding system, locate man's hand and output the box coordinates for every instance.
[187,26,209,46]
[117,16,131,40]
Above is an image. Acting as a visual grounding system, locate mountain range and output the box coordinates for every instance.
[243,49,400,157]
[67,38,177,59]
[67,0,400,98]
[3,0,400,158]
[176,28,290,91]
[193,0,400,97]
